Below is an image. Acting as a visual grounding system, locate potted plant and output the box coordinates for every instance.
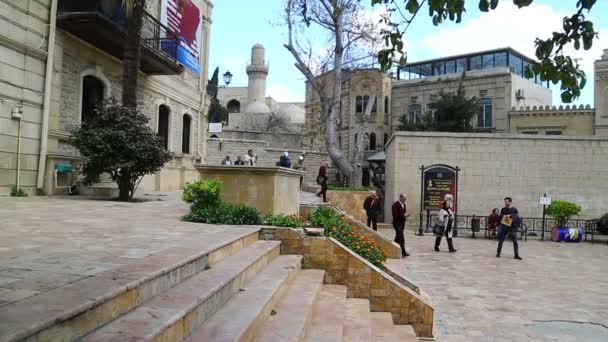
[546,200,582,242]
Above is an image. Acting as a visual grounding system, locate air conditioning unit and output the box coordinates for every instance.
[516,89,525,100]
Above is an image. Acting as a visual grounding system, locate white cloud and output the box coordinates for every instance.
[267,83,304,102]
[416,3,607,104]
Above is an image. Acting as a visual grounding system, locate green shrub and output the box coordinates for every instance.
[10,185,27,197]
[263,214,304,228]
[546,200,582,227]
[308,206,342,230]
[182,179,222,210]
[184,202,262,225]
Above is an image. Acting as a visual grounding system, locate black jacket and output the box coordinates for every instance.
[363,196,382,217]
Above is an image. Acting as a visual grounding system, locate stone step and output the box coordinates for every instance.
[342,298,373,342]
[0,229,259,342]
[186,255,302,342]
[252,269,325,342]
[303,284,347,342]
[80,240,280,342]
[370,312,397,342]
[394,324,418,341]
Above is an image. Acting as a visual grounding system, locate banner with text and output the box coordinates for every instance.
[422,165,457,211]
[161,0,202,74]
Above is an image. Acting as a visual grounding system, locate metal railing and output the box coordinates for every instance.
[58,0,179,65]
[421,212,604,243]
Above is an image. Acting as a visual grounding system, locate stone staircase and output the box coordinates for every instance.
[1,230,423,341]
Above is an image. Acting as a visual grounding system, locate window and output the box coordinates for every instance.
[456,58,467,73]
[81,75,105,123]
[338,135,342,148]
[369,133,376,151]
[408,104,422,123]
[384,96,389,114]
[371,96,377,113]
[445,60,456,74]
[226,99,240,113]
[477,98,492,128]
[158,105,170,150]
[545,130,562,135]
[363,96,370,112]
[510,54,523,76]
[182,114,191,154]
[495,52,507,67]
[433,61,444,75]
[364,133,370,151]
[482,54,494,69]
[470,56,482,70]
[383,133,388,147]
[521,131,539,135]
[356,96,363,113]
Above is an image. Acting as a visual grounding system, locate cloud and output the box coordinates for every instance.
[415,3,607,104]
[267,83,304,102]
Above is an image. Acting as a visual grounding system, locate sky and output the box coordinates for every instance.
[208,0,608,106]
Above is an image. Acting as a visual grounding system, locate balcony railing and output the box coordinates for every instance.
[57,0,182,75]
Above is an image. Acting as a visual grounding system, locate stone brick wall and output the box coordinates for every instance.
[385,132,608,228]
[205,138,338,186]
[509,105,595,136]
[327,190,371,223]
[216,130,303,150]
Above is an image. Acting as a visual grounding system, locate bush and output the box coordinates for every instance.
[263,214,304,228]
[184,203,262,225]
[182,179,223,210]
[546,200,582,227]
[10,185,27,197]
[309,207,386,268]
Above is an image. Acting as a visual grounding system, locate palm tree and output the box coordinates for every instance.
[121,0,146,109]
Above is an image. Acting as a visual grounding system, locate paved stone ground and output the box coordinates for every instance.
[380,230,608,341]
[0,193,258,307]
[300,191,323,205]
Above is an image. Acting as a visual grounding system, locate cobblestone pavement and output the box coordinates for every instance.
[0,193,258,307]
[380,230,608,342]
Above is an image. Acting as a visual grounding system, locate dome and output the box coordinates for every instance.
[277,104,305,124]
[245,100,271,113]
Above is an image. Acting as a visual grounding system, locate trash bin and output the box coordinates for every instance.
[471,217,481,232]
[551,227,583,242]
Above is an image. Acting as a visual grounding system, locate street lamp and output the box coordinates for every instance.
[222,70,233,87]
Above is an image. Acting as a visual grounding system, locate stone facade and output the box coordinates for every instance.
[595,49,608,135]
[385,132,608,228]
[509,105,596,136]
[0,0,214,195]
[0,0,51,195]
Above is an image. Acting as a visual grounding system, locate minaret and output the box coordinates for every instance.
[594,49,608,135]
[246,44,270,107]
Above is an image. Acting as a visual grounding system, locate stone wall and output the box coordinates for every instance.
[205,138,338,186]
[509,105,595,136]
[215,129,303,150]
[385,132,608,228]
[327,190,371,223]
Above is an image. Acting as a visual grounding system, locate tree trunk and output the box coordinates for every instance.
[351,96,375,188]
[122,0,145,109]
[117,176,133,201]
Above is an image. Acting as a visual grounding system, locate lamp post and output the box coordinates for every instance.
[222,70,233,87]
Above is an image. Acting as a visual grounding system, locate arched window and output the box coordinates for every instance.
[158,105,170,150]
[408,104,422,123]
[477,98,493,128]
[369,133,376,151]
[182,114,191,154]
[364,133,370,151]
[81,75,105,123]
[355,96,363,113]
[384,96,389,114]
[227,99,241,113]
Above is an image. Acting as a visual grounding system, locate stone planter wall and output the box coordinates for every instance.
[327,190,370,223]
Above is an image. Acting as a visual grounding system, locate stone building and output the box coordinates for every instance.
[0,0,213,196]
[217,44,305,133]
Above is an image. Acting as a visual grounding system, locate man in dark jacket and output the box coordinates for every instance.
[278,152,292,168]
[363,191,382,231]
[392,194,410,257]
[496,197,522,260]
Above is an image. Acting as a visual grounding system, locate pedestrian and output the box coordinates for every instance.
[234,155,245,165]
[278,152,292,168]
[316,161,329,203]
[221,155,232,165]
[363,190,381,231]
[434,194,457,253]
[244,149,257,166]
[488,208,500,237]
[293,155,305,188]
[496,197,522,260]
[391,194,410,257]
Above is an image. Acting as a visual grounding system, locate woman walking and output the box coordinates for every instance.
[434,194,457,253]
[316,161,329,203]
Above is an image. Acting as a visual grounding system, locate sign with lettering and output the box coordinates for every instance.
[422,165,457,211]
[539,196,552,205]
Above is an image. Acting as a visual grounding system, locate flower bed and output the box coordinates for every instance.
[309,207,387,268]
[262,214,305,228]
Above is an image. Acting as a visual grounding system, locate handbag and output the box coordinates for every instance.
[433,222,444,236]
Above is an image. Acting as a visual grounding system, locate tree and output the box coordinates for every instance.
[372,0,599,103]
[71,100,174,201]
[121,0,146,109]
[241,111,292,132]
[284,0,384,186]
[206,67,228,123]
[398,84,477,132]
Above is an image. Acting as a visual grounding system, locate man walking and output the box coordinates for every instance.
[391,194,410,257]
[496,197,523,260]
[363,191,381,231]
